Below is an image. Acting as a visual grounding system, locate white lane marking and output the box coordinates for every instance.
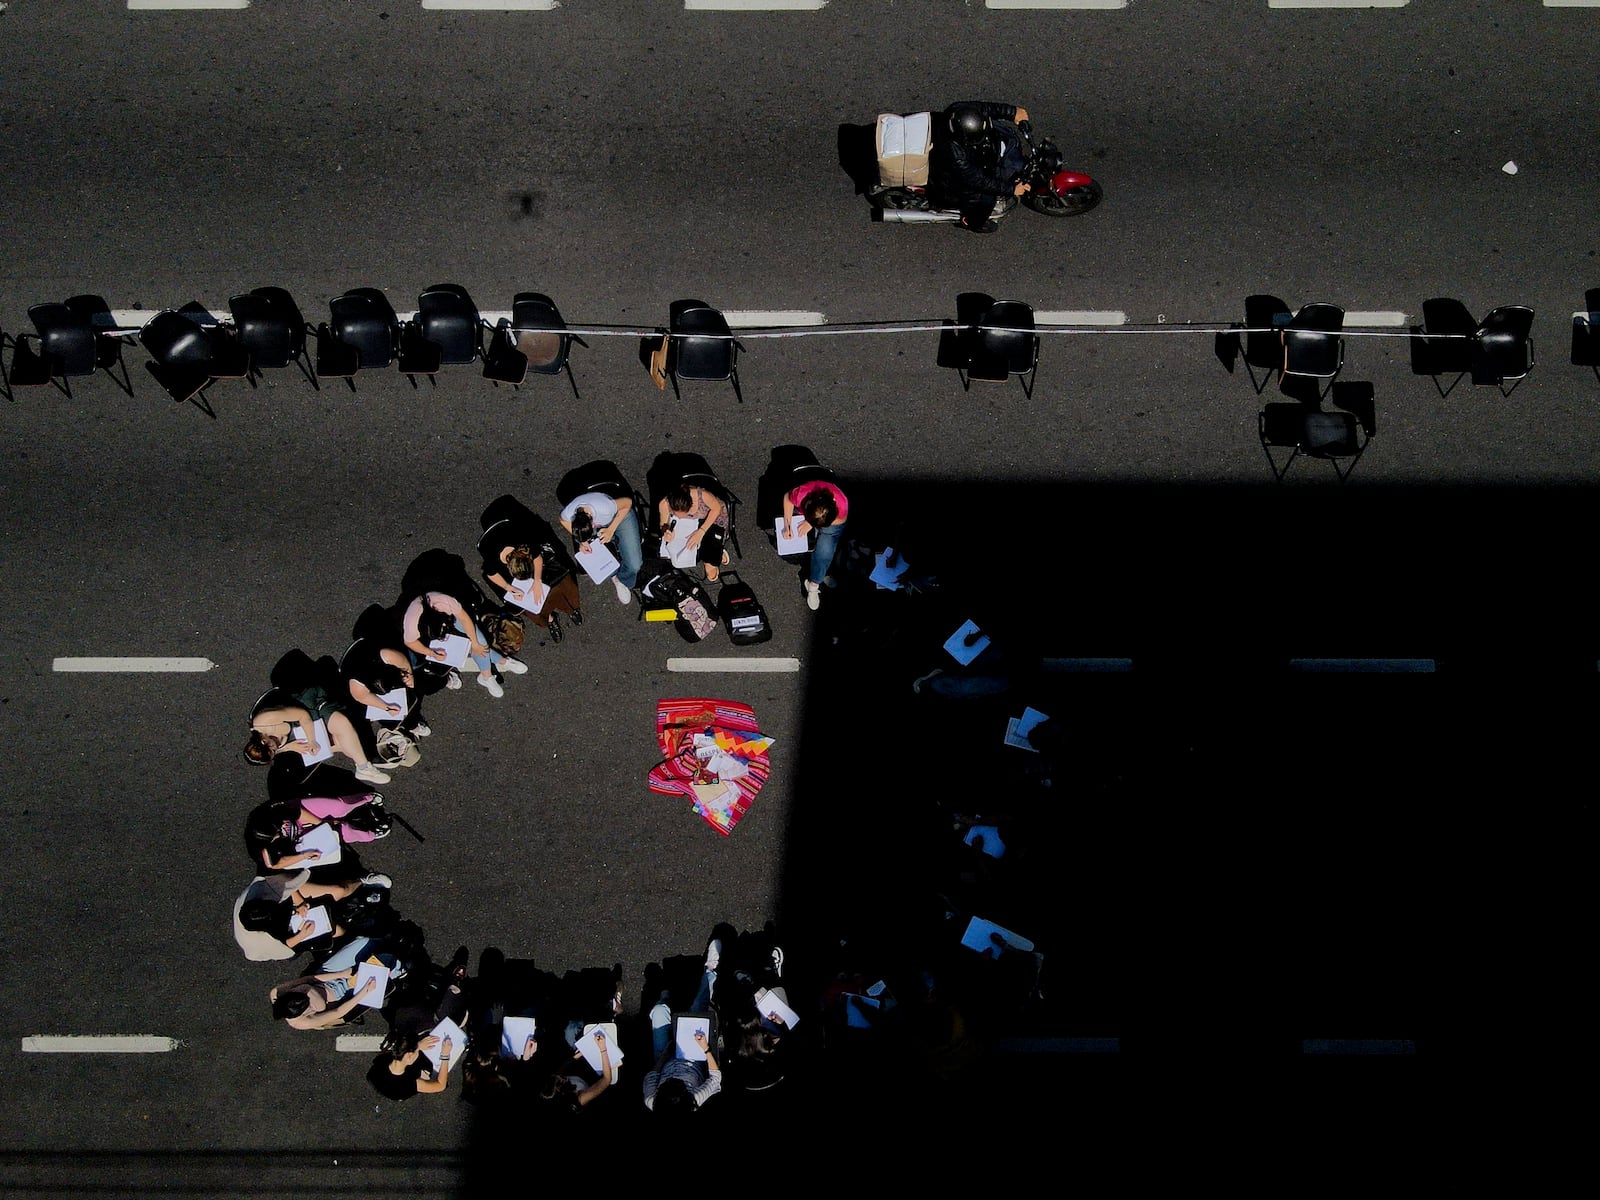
[1039,657,1134,672]
[685,0,827,7]
[422,0,558,8]
[988,0,1125,8]
[337,1034,387,1053]
[667,657,802,672]
[1289,659,1436,673]
[723,311,826,328]
[53,657,217,672]
[1344,311,1408,326]
[1543,1,1600,6]
[994,1036,1122,1053]
[1302,1039,1416,1054]
[1036,311,1127,326]
[23,1036,179,1053]
[128,0,249,8]
[1270,0,1407,7]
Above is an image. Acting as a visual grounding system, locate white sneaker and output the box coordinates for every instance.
[478,673,504,698]
[704,938,722,971]
[410,720,431,738]
[444,670,462,691]
[804,581,821,611]
[500,658,528,675]
[354,762,391,785]
[362,872,393,889]
[613,577,633,604]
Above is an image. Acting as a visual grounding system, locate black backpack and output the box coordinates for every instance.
[638,567,720,643]
[715,571,772,645]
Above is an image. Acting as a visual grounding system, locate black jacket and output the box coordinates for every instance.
[930,101,1025,209]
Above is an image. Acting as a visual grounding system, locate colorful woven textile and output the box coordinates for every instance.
[647,697,772,836]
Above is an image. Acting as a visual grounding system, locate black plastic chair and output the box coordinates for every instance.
[667,299,743,403]
[555,459,645,553]
[397,320,443,389]
[646,449,743,558]
[1258,383,1373,484]
[313,323,360,390]
[417,283,484,366]
[756,444,839,556]
[329,288,400,371]
[140,309,250,417]
[1279,303,1344,399]
[482,321,529,388]
[2,327,53,399]
[1411,297,1477,397]
[1572,289,1600,383]
[228,287,316,390]
[509,292,587,399]
[959,299,1039,398]
[27,296,135,397]
[1471,305,1534,396]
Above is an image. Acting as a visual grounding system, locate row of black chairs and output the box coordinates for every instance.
[0,287,747,416]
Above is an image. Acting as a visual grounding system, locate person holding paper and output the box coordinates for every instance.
[658,481,730,583]
[477,511,582,642]
[642,1026,721,1115]
[243,793,390,873]
[368,1032,454,1101]
[244,689,390,785]
[269,968,379,1031]
[536,1029,614,1112]
[402,590,521,699]
[560,489,643,605]
[782,477,849,611]
[341,637,430,747]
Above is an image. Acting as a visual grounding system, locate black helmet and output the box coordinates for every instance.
[948,104,991,144]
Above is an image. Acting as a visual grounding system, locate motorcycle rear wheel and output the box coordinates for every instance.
[1023,179,1103,217]
[878,188,929,211]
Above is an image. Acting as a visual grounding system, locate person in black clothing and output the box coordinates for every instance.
[930,101,1033,233]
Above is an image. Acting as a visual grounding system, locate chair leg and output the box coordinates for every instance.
[565,360,580,402]
[1019,366,1036,400]
[1244,360,1276,395]
[1498,376,1525,398]
[102,350,135,398]
[1261,443,1298,483]
[730,364,743,404]
[293,350,320,392]
[670,371,682,403]
[1433,372,1465,399]
[190,385,217,419]
[957,367,972,392]
[49,373,72,399]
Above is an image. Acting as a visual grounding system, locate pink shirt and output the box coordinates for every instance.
[787,480,848,524]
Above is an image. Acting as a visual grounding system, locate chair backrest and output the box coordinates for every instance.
[418,284,482,365]
[978,300,1038,371]
[1301,411,1359,457]
[229,293,293,367]
[330,288,400,368]
[1477,305,1534,342]
[511,293,571,373]
[28,303,98,375]
[669,299,736,379]
[1288,303,1345,333]
[140,311,212,367]
[556,460,634,508]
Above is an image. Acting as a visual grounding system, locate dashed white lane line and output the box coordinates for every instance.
[1344,311,1408,326]
[337,1034,387,1053]
[1544,0,1600,6]
[667,658,802,672]
[1036,310,1127,326]
[685,0,827,8]
[1289,659,1436,673]
[1302,1039,1416,1054]
[422,0,558,8]
[128,0,248,8]
[723,311,826,328]
[23,1036,179,1053]
[53,657,216,672]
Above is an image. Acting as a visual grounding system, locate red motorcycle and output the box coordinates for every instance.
[868,110,1102,224]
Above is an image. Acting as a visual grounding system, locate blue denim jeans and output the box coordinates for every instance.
[650,967,716,1058]
[610,508,644,590]
[809,521,845,585]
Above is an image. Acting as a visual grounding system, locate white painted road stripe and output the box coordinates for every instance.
[1036,311,1127,326]
[1544,1,1600,6]
[1039,657,1134,672]
[723,311,826,328]
[53,657,217,672]
[1344,311,1408,326]
[667,657,801,672]
[422,0,557,8]
[23,1036,179,1053]
[337,1034,387,1053]
[1270,0,1406,7]
[128,0,248,7]
[685,0,826,7]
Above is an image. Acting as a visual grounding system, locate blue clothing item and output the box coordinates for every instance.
[649,968,716,1058]
[602,507,644,590]
[457,617,503,673]
[808,521,845,586]
[318,936,372,973]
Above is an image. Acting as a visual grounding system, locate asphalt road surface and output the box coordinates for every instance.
[2,0,1593,1191]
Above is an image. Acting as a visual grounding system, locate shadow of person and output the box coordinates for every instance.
[837,122,880,197]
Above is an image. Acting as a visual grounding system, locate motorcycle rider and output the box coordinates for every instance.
[930,101,1033,233]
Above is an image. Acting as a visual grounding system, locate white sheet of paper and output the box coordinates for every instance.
[500,1015,538,1059]
[504,578,548,615]
[844,994,881,1029]
[353,959,391,1009]
[577,1022,622,1081]
[428,633,471,669]
[674,1014,712,1061]
[290,718,334,765]
[944,620,991,665]
[423,1016,467,1069]
[575,539,620,584]
[660,516,701,569]
[1004,707,1050,751]
[365,687,407,722]
[290,904,330,940]
[961,915,1035,955]
[964,824,1006,859]
[870,548,910,590]
[774,516,811,556]
[754,987,800,1029]
[294,820,341,866]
